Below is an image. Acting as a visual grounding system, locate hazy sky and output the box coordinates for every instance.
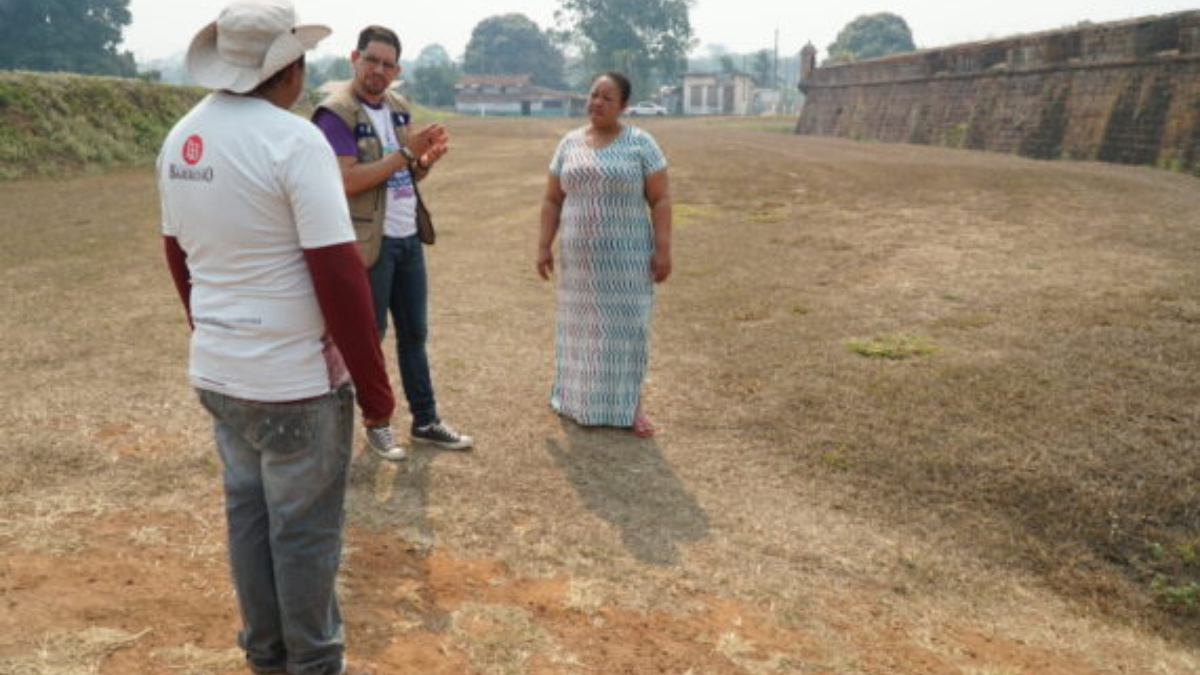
[124,0,1195,63]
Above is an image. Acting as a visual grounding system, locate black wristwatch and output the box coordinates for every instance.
[397,146,416,164]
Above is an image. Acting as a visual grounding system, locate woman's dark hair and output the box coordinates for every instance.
[358,25,401,57]
[595,71,632,105]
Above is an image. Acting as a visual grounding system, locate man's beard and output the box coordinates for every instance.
[360,74,388,96]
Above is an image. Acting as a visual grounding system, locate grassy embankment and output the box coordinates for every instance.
[0,70,453,180]
[0,71,203,179]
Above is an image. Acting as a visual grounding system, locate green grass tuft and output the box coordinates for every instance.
[846,334,940,360]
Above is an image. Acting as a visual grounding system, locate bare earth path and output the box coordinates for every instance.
[1,118,1197,674]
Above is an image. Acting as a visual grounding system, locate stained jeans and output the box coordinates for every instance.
[197,385,353,675]
[368,234,438,429]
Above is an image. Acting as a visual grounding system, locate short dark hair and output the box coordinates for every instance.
[357,25,401,57]
[251,55,305,96]
[596,71,632,105]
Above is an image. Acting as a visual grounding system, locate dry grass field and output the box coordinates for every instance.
[1,116,1198,674]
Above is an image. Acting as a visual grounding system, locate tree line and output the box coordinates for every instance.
[0,1,917,105]
[362,9,916,106]
[0,0,137,77]
[0,0,698,99]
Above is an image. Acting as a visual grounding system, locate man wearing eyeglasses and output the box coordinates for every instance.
[314,25,473,460]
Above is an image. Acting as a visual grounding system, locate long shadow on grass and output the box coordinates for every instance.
[348,444,436,550]
[546,420,708,565]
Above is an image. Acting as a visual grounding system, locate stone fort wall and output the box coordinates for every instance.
[795,11,1200,173]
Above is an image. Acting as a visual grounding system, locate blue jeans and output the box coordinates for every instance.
[197,385,353,675]
[368,234,438,429]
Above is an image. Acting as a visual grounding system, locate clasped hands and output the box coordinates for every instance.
[406,123,449,169]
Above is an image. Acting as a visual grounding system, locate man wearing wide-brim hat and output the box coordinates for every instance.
[158,2,392,673]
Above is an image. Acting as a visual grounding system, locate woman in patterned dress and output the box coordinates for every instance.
[537,72,673,437]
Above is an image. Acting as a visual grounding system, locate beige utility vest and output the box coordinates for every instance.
[315,85,414,268]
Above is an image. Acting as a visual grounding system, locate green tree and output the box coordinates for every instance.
[751,49,773,86]
[557,0,694,96]
[686,44,726,74]
[138,54,188,85]
[826,12,916,64]
[463,14,566,89]
[415,44,452,69]
[0,0,137,76]
[304,54,351,90]
[408,60,461,108]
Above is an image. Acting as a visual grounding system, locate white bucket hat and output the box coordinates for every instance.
[186,0,330,93]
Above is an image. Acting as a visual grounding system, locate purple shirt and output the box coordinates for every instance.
[313,101,413,157]
[313,108,358,157]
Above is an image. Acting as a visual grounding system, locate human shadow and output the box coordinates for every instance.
[347,445,460,634]
[545,418,709,566]
[348,444,436,551]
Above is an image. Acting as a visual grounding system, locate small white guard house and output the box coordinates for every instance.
[454,74,585,117]
[682,72,756,115]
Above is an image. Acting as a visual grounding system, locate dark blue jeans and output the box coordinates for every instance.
[197,384,353,675]
[368,234,438,429]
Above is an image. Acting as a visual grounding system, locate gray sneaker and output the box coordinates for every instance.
[364,425,407,461]
[411,421,473,451]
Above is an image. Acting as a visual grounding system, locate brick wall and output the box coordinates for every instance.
[795,11,1200,173]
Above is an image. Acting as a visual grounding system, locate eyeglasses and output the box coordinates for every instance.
[361,54,399,71]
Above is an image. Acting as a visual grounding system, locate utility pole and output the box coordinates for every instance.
[773,28,780,114]
[773,28,779,89]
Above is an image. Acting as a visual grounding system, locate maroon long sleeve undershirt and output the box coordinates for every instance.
[162,235,395,421]
[303,242,395,421]
[163,235,192,329]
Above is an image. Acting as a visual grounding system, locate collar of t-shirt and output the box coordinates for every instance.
[359,97,411,127]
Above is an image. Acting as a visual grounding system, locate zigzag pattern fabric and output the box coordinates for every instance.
[548,125,668,426]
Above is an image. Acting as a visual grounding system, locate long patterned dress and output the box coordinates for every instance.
[548,125,668,426]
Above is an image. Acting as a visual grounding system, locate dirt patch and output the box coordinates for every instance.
[0,507,1123,675]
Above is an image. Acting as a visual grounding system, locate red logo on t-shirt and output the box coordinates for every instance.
[182,135,204,165]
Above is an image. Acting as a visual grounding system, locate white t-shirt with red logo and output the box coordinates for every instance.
[158,93,355,402]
